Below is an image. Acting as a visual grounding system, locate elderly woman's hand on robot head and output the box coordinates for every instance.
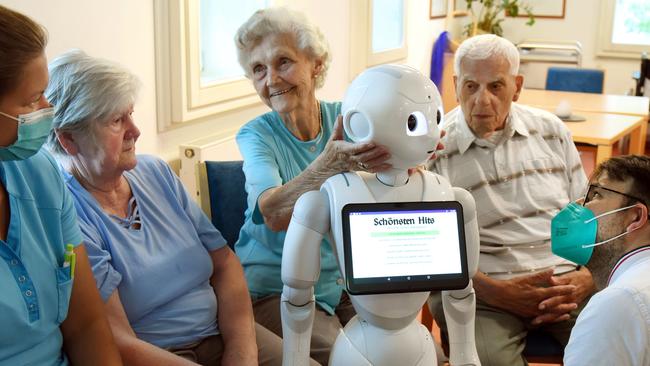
[342,64,445,171]
[234,7,392,176]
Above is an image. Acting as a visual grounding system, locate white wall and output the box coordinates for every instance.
[2,0,443,160]
[4,0,162,157]
[0,0,447,162]
[492,0,641,95]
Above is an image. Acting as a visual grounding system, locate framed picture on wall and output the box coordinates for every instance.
[430,0,448,19]
[519,0,566,19]
[453,0,468,17]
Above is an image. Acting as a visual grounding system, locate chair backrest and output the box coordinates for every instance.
[199,160,247,248]
[545,67,604,94]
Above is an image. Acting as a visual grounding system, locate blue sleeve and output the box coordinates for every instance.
[59,171,83,248]
[237,122,283,225]
[76,215,123,302]
[151,156,227,252]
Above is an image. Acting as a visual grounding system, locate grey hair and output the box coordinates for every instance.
[45,49,140,158]
[454,34,520,76]
[234,7,331,89]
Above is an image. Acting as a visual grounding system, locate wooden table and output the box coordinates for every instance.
[519,89,650,158]
[557,111,646,165]
[519,89,650,117]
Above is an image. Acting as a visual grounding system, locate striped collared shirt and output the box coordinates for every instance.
[429,103,587,279]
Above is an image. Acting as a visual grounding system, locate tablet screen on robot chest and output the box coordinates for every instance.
[341,201,469,295]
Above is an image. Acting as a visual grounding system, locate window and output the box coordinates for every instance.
[199,0,269,86]
[349,0,407,79]
[154,0,268,130]
[371,0,404,53]
[597,0,650,58]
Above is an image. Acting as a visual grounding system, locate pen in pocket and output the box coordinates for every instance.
[63,244,76,279]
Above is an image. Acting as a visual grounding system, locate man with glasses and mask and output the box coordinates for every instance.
[552,155,650,365]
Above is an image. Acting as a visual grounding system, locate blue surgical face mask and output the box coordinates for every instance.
[551,202,637,265]
[0,107,54,161]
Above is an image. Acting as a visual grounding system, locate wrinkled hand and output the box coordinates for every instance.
[532,267,595,325]
[486,269,576,319]
[318,115,391,173]
[431,129,446,160]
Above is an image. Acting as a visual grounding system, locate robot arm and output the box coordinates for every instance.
[281,190,331,366]
[454,187,479,276]
[442,187,481,366]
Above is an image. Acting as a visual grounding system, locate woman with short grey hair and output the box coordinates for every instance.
[46,49,284,366]
[46,49,140,163]
[233,7,392,364]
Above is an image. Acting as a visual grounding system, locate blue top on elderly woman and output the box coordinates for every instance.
[63,155,226,348]
[236,100,344,313]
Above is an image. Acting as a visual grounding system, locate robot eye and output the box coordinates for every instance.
[407,114,417,132]
[436,110,442,125]
[405,111,428,136]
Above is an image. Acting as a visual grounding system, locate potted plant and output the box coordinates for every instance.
[462,0,535,37]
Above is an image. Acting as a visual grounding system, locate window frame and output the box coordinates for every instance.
[154,0,263,131]
[596,0,650,59]
[348,0,408,80]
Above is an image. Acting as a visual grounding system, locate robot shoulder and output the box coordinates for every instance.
[421,170,452,186]
[419,169,456,200]
[321,172,375,207]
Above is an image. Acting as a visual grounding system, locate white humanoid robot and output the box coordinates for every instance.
[280,64,481,366]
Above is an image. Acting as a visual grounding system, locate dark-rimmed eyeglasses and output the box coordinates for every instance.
[584,184,647,206]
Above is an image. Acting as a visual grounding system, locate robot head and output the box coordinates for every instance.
[342,64,443,170]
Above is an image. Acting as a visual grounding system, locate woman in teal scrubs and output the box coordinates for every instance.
[0,5,121,365]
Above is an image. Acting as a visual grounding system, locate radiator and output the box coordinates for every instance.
[179,128,242,202]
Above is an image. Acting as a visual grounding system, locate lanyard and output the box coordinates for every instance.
[607,244,650,286]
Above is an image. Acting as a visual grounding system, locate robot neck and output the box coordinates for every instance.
[376,169,409,187]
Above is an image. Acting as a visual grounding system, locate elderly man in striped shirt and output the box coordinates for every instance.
[428,34,595,366]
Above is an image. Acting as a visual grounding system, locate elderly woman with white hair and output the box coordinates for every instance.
[233,7,392,364]
[46,50,285,366]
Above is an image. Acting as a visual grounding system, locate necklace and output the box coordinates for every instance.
[309,101,323,152]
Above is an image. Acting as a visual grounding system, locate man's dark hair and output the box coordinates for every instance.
[592,154,650,207]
